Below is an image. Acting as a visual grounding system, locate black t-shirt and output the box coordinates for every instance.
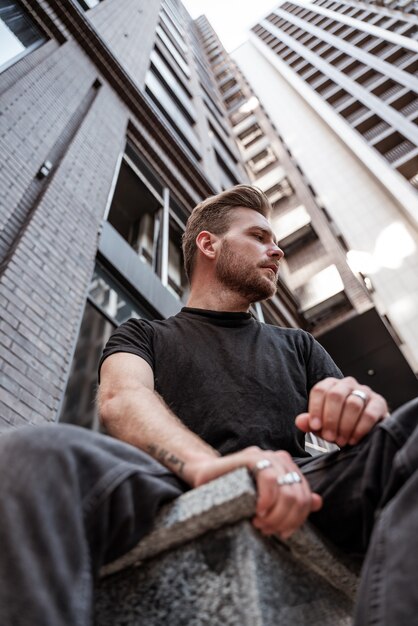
[99,307,342,458]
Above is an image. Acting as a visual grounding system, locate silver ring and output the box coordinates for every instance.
[251,459,272,478]
[277,471,302,486]
[349,389,369,404]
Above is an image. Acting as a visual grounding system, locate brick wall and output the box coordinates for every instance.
[0,37,128,429]
[88,0,161,89]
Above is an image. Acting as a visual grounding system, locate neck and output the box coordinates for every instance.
[186,281,251,313]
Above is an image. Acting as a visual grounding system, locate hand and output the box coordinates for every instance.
[190,447,322,539]
[295,376,388,447]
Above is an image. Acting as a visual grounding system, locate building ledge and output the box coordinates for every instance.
[96,468,359,625]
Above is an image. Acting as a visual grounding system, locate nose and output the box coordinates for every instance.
[268,242,284,260]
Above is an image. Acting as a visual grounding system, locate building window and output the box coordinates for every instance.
[265,177,294,206]
[74,0,103,9]
[248,146,277,175]
[59,263,154,430]
[107,140,189,299]
[0,0,47,73]
[238,122,264,149]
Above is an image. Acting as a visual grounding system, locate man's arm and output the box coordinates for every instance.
[295,376,388,447]
[98,352,322,539]
[98,352,218,485]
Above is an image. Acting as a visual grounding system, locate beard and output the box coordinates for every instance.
[215,239,277,302]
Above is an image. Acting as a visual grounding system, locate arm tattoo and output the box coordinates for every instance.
[146,444,185,477]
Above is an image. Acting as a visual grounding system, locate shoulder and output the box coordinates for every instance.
[99,317,163,379]
[260,323,313,346]
[260,324,341,371]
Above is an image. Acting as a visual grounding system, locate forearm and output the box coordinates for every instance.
[99,386,219,485]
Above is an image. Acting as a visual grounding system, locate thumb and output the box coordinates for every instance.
[311,493,323,512]
[295,413,310,432]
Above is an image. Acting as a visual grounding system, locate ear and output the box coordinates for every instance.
[195,230,219,261]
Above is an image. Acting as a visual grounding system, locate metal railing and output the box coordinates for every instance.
[384,140,415,163]
[363,121,390,141]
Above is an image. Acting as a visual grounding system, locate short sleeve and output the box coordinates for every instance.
[303,331,343,390]
[98,318,155,383]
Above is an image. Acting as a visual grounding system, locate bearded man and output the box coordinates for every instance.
[0,185,417,626]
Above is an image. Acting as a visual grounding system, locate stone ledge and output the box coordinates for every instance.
[101,467,257,576]
[100,468,359,601]
[96,521,356,626]
[96,468,360,625]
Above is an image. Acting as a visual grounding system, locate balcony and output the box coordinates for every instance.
[401,99,418,117]
[247,146,277,175]
[295,265,347,323]
[333,93,354,110]
[345,106,370,125]
[361,74,385,90]
[393,51,416,67]
[380,84,406,102]
[273,205,317,253]
[363,120,391,141]
[409,172,418,189]
[384,139,415,164]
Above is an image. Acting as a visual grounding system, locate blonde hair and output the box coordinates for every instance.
[182,185,272,281]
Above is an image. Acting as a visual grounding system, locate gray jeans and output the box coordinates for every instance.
[0,399,416,625]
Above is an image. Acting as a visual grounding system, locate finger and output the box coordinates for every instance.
[255,466,282,518]
[254,485,306,535]
[321,378,357,442]
[335,387,371,446]
[311,493,323,512]
[308,378,339,432]
[348,396,387,445]
[263,490,322,539]
[256,469,313,535]
[295,413,310,433]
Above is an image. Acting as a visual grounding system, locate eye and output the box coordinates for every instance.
[253,233,264,241]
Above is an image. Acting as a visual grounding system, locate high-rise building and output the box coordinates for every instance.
[195,14,374,336]
[0,0,417,436]
[232,0,418,376]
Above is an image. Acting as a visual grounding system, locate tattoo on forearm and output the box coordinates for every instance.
[147,444,185,476]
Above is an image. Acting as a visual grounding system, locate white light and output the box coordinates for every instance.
[374,222,416,270]
[346,250,379,275]
[346,222,417,274]
[388,296,417,324]
[238,96,259,114]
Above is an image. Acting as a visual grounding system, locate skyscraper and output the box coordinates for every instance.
[232,0,418,375]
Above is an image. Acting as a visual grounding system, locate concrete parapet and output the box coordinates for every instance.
[95,468,358,625]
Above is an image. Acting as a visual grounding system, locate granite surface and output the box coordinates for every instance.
[95,522,354,625]
[96,468,358,625]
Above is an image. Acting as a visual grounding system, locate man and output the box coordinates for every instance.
[98,183,389,539]
[0,185,416,625]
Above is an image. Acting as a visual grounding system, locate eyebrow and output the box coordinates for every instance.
[247,226,278,247]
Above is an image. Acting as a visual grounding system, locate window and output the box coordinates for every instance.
[59,264,153,430]
[265,177,294,206]
[238,123,264,149]
[0,0,47,73]
[248,147,277,175]
[108,140,189,298]
[74,0,103,9]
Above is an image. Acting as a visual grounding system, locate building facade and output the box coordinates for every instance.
[0,0,247,431]
[0,0,417,437]
[232,0,418,378]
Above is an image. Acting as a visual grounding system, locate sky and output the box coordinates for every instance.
[182,0,281,52]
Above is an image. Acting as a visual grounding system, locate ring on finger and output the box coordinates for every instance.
[348,389,369,405]
[277,471,302,486]
[251,459,272,478]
